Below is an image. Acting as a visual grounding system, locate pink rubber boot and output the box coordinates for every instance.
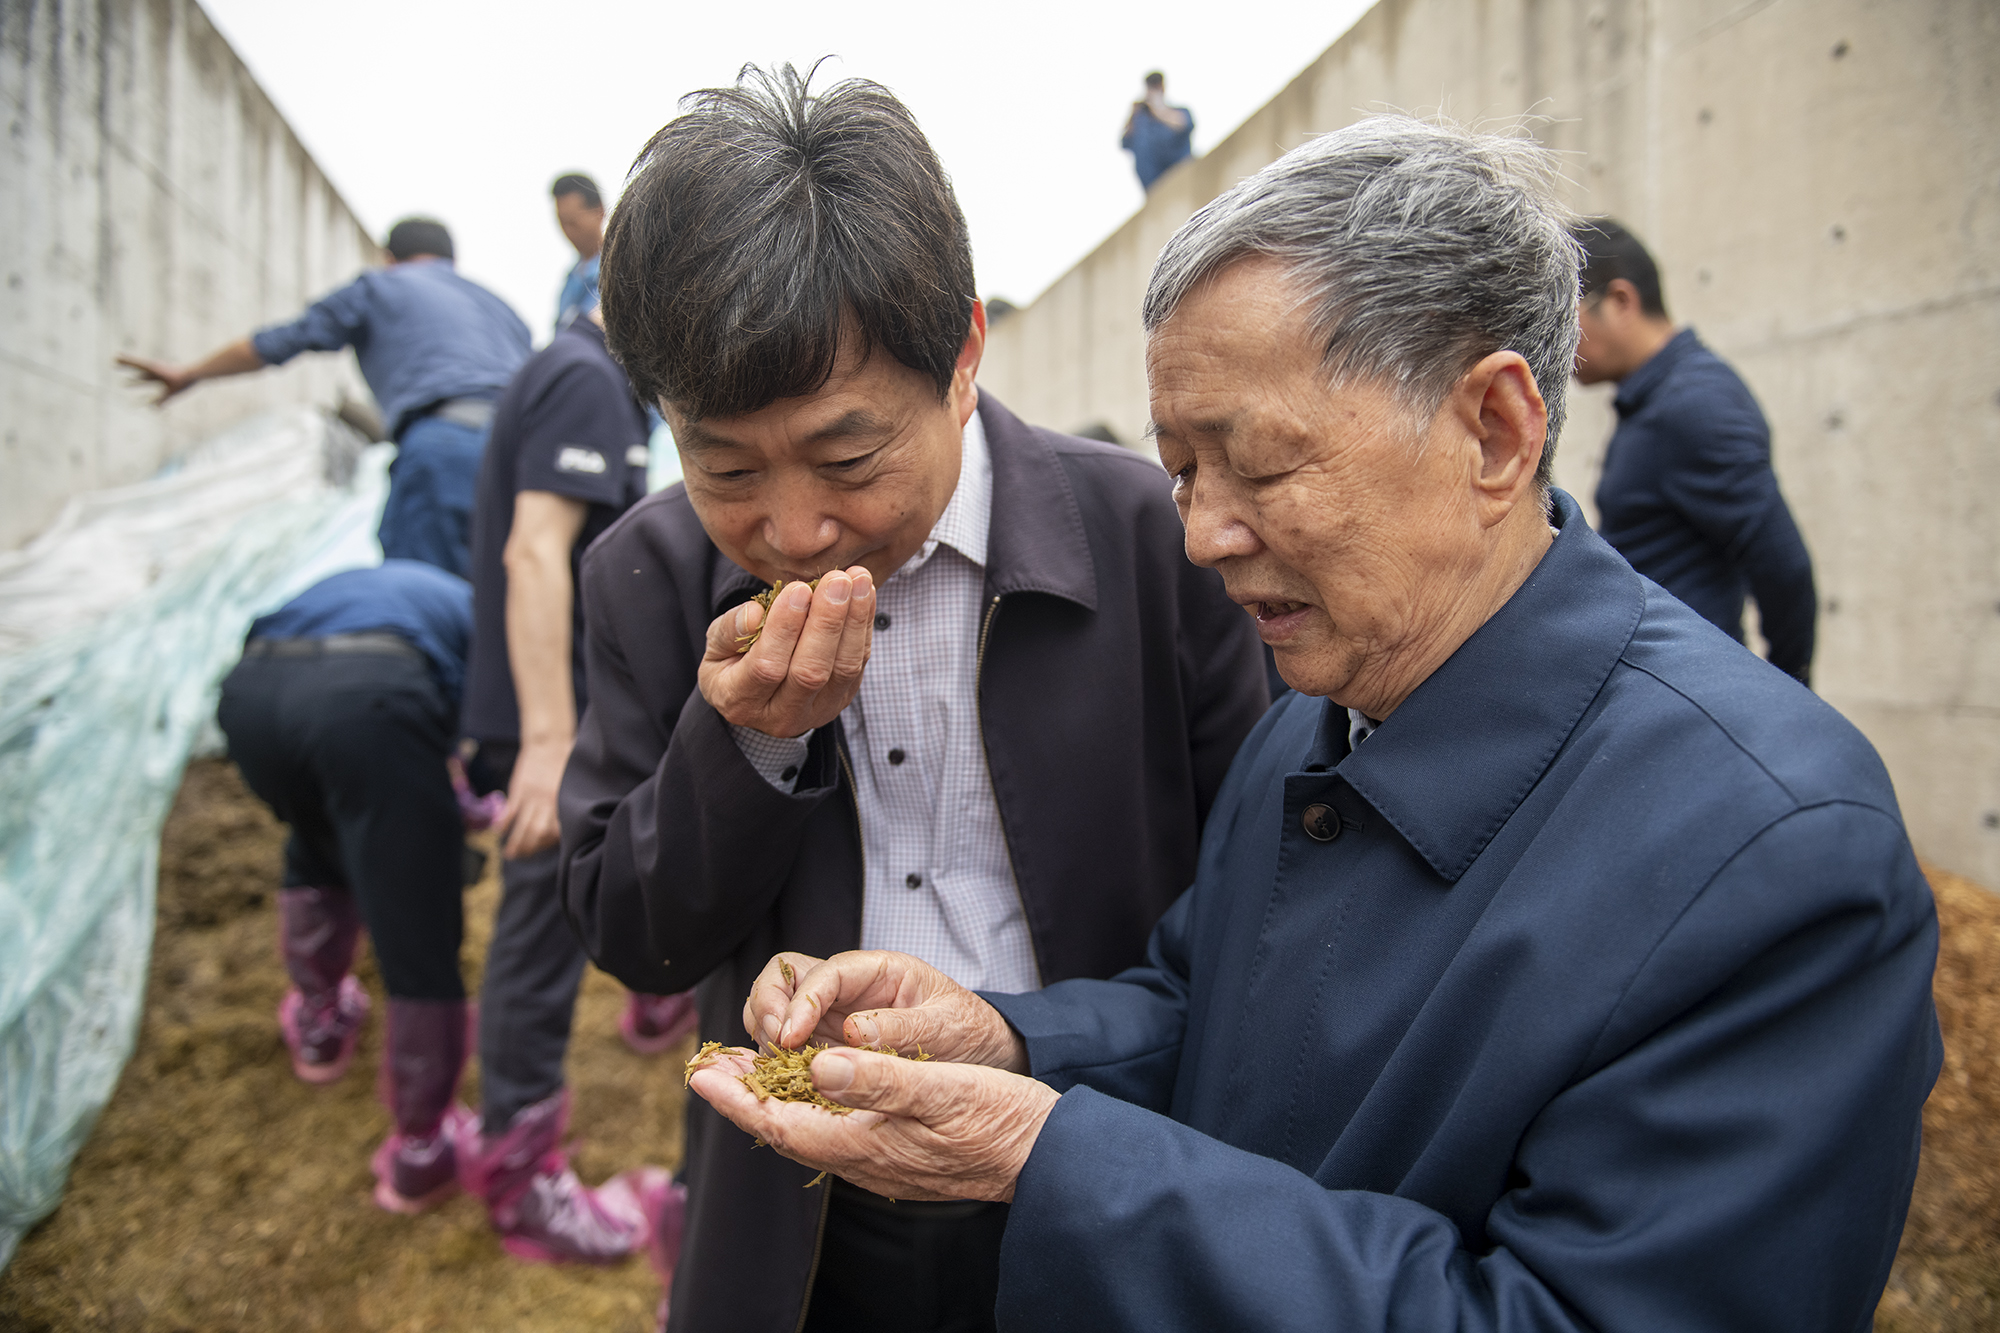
[275,886,368,1083]
[619,990,699,1056]
[458,1088,669,1264]
[646,1175,688,1333]
[371,997,474,1213]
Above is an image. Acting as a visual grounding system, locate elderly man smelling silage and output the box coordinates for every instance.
[689,116,1941,1332]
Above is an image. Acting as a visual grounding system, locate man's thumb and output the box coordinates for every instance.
[811,1048,947,1118]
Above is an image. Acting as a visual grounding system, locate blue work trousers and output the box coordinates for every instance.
[379,415,488,578]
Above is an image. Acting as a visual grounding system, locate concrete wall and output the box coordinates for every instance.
[0,0,375,551]
[981,0,2000,886]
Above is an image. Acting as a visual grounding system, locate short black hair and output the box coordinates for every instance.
[600,61,976,420]
[1571,217,1668,318]
[1144,71,1166,89]
[551,173,602,210]
[385,217,453,262]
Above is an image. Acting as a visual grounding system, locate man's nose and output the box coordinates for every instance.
[761,483,840,565]
[1180,479,1260,569]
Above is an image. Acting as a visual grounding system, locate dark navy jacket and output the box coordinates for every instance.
[988,491,1938,1333]
[1594,329,1816,682]
[560,395,1269,1332]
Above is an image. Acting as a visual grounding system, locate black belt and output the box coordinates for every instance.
[243,632,423,663]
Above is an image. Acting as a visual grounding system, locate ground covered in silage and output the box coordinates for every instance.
[0,760,1995,1329]
[0,759,684,1332]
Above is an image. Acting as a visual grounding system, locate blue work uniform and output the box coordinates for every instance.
[987,490,1938,1333]
[252,258,532,578]
[219,560,476,1000]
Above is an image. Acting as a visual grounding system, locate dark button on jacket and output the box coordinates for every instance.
[559,394,1269,1333]
[1594,328,1817,682]
[989,491,1938,1332]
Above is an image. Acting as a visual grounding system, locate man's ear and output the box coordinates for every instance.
[952,301,988,427]
[1452,350,1546,526]
[1602,277,1644,322]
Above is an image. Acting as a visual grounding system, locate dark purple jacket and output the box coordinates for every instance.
[558,394,1269,1333]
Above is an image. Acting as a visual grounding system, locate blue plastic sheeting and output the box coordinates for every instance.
[0,411,389,1269]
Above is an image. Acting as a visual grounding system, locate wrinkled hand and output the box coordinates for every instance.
[697,569,874,739]
[497,736,569,859]
[115,354,193,405]
[688,1044,1058,1203]
[744,950,1028,1072]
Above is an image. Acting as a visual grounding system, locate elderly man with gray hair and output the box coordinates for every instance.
[689,115,1941,1331]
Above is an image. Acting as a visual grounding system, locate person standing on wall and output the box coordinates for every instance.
[551,174,605,334]
[1571,218,1817,684]
[118,218,531,579]
[1121,70,1194,191]
[455,299,689,1265]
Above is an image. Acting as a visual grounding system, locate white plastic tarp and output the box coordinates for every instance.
[0,409,389,1269]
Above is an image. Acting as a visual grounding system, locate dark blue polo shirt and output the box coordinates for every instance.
[246,560,473,702]
[460,318,648,745]
[1593,328,1816,682]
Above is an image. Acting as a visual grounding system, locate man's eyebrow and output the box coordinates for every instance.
[1148,414,1239,440]
[673,422,738,453]
[674,410,890,454]
[802,409,891,444]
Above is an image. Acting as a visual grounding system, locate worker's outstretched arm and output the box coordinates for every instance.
[117,338,265,405]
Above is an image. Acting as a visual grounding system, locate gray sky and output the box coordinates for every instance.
[201,0,1371,340]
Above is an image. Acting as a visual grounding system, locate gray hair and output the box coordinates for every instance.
[1142,115,1583,482]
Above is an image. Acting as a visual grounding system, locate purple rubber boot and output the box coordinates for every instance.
[459,1088,667,1264]
[371,997,474,1213]
[275,886,368,1084]
[619,990,699,1056]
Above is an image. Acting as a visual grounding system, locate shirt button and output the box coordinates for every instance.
[1301,803,1341,842]
[874,613,891,631]
[780,765,799,782]
[888,748,906,766]
[905,872,923,889]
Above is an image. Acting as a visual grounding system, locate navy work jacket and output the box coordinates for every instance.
[1594,328,1816,682]
[988,490,1939,1333]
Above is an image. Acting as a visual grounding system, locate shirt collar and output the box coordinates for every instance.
[1325,490,1646,882]
[1613,326,1701,417]
[897,409,992,579]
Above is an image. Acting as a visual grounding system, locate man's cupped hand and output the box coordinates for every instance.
[697,569,874,739]
[687,949,1053,1202]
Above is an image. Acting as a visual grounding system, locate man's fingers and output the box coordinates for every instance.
[747,951,823,1047]
[774,572,854,698]
[828,568,875,683]
[705,600,766,661]
[777,951,910,1049]
[840,1002,956,1057]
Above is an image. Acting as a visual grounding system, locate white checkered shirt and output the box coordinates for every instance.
[731,413,1040,993]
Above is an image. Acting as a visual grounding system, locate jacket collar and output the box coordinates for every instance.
[705,390,1097,614]
[977,393,1098,609]
[1614,326,1701,417]
[1324,490,1646,883]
